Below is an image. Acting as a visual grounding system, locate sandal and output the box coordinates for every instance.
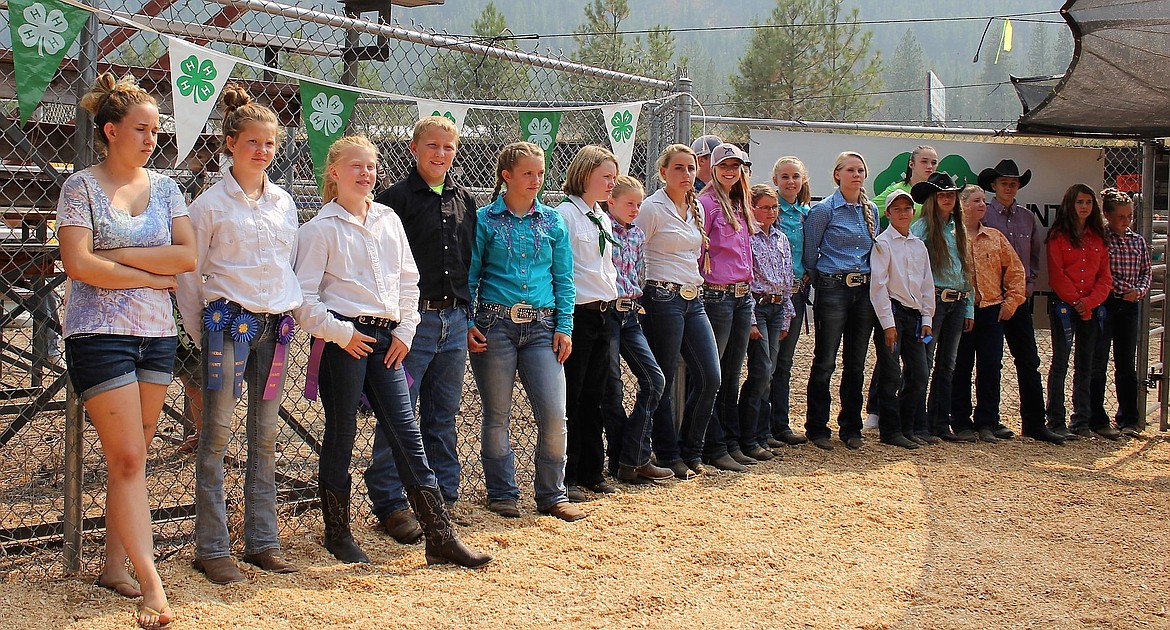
[95,576,141,599]
[136,603,173,630]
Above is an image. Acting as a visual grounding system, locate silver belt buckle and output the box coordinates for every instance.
[509,302,536,323]
[615,298,635,312]
[942,289,957,302]
[734,283,749,298]
[845,273,865,288]
[679,284,700,300]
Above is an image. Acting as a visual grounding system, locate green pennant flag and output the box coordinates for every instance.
[518,111,562,195]
[8,0,89,125]
[299,80,359,191]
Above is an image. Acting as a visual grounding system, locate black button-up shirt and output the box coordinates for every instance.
[374,168,478,303]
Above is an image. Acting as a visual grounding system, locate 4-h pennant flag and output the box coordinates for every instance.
[601,103,642,176]
[415,99,471,135]
[300,80,359,190]
[8,0,88,125]
[518,111,562,194]
[168,38,235,166]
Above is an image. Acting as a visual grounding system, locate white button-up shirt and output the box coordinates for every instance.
[870,225,935,331]
[634,187,705,286]
[557,195,619,304]
[292,200,421,349]
[176,169,302,348]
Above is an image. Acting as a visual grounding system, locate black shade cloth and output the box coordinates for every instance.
[1016,0,1170,138]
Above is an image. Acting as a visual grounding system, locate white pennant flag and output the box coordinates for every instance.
[601,102,643,176]
[168,38,236,166]
[415,99,471,135]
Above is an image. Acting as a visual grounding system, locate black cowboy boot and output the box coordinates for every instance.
[406,486,492,568]
[320,479,369,564]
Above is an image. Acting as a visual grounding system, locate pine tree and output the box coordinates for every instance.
[1052,29,1075,76]
[565,0,677,102]
[880,27,928,123]
[415,2,528,100]
[730,0,883,121]
[1027,25,1051,76]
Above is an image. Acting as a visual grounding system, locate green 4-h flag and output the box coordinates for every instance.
[300,80,359,191]
[518,111,562,196]
[7,0,88,125]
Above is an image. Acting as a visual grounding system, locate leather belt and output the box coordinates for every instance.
[337,314,399,330]
[480,302,555,324]
[752,292,787,305]
[578,300,610,312]
[704,281,751,298]
[645,280,703,300]
[612,297,640,312]
[937,288,970,303]
[420,298,462,311]
[826,272,869,287]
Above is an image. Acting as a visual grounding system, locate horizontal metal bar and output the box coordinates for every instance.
[1150,326,1164,337]
[1150,293,1166,304]
[692,115,1012,137]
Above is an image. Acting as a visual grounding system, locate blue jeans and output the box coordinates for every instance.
[469,311,568,511]
[639,286,721,466]
[317,323,437,495]
[1092,297,1141,429]
[564,306,614,487]
[874,303,929,440]
[1047,298,1101,431]
[364,307,466,518]
[769,298,806,436]
[195,315,283,559]
[922,297,966,435]
[805,279,875,441]
[951,305,1005,432]
[702,292,753,457]
[602,307,665,470]
[738,301,787,450]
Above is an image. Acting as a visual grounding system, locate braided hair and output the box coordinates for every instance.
[491,142,545,202]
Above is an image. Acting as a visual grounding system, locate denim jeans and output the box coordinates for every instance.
[922,297,966,435]
[874,303,929,440]
[769,298,806,436]
[639,286,721,466]
[702,292,753,457]
[737,301,787,451]
[1001,298,1046,426]
[951,305,1005,432]
[1046,298,1101,431]
[317,322,438,496]
[602,307,665,470]
[469,311,568,511]
[806,279,876,441]
[195,314,283,559]
[364,307,466,519]
[564,306,614,487]
[1092,296,1141,429]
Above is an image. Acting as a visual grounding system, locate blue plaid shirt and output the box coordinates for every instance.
[802,189,878,277]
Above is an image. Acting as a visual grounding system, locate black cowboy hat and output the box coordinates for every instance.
[911,172,960,204]
[978,159,1031,191]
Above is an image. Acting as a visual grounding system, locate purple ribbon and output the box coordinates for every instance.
[304,336,325,401]
[263,315,296,401]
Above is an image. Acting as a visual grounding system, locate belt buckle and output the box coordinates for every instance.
[679,285,699,300]
[942,289,958,302]
[615,298,634,312]
[509,302,536,324]
[845,273,864,288]
[734,283,749,298]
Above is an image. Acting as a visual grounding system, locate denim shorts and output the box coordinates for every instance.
[64,334,178,401]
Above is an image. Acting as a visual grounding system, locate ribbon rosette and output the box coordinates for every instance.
[202,299,235,391]
[229,311,259,399]
[263,315,296,401]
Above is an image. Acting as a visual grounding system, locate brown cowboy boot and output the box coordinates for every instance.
[406,486,492,568]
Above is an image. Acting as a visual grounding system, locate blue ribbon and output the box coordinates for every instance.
[202,299,234,392]
[229,311,259,399]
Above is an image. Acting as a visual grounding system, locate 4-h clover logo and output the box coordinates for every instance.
[18,2,70,57]
[310,92,345,136]
[431,110,457,125]
[526,117,554,149]
[175,54,218,104]
[610,110,634,143]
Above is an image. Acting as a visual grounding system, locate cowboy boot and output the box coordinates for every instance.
[320,479,369,564]
[406,486,492,568]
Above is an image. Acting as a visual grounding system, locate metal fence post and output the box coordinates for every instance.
[673,68,692,146]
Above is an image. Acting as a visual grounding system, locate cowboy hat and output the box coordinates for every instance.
[978,159,1031,191]
[911,172,961,204]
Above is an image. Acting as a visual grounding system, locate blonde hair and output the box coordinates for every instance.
[220,83,281,156]
[611,174,644,201]
[656,144,711,272]
[771,156,811,206]
[412,115,459,145]
[958,183,984,208]
[491,141,544,201]
[321,135,378,204]
[563,145,618,198]
[79,72,156,149]
[833,151,875,239]
[750,183,778,205]
[708,162,759,235]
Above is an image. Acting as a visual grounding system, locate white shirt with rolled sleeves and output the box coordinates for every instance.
[870,226,935,331]
[633,187,705,286]
[557,195,619,303]
[292,200,421,349]
[175,169,303,348]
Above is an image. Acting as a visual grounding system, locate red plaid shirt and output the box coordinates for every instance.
[1107,228,1152,298]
